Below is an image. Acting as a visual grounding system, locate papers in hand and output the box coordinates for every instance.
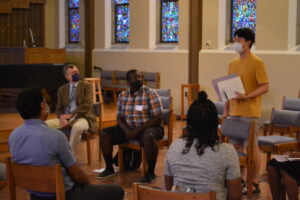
[57,114,78,130]
[212,73,245,102]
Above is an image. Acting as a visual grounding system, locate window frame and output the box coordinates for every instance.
[160,0,179,43]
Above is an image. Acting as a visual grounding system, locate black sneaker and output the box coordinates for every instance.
[242,182,261,195]
[139,173,156,184]
[97,169,116,180]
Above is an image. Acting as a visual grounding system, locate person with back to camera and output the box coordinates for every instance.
[9,87,124,200]
[267,152,300,200]
[164,91,241,200]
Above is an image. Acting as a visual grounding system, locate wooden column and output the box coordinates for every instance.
[188,0,202,84]
[84,0,95,77]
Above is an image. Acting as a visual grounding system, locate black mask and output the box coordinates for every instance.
[131,80,143,92]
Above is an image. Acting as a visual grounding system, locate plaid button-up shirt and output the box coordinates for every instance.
[117,86,163,129]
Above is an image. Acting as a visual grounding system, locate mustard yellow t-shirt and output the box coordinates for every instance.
[228,53,268,117]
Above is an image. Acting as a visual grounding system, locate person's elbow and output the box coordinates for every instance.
[262,83,269,94]
[67,164,90,184]
[155,114,163,125]
[226,178,242,200]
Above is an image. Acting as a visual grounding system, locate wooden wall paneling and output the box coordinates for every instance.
[29,0,45,4]
[4,13,9,46]
[0,1,12,14]
[29,4,44,47]
[0,3,45,47]
[12,0,29,9]
[0,48,24,64]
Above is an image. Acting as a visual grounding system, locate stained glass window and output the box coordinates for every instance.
[160,0,179,43]
[115,0,130,43]
[68,0,80,43]
[231,0,256,40]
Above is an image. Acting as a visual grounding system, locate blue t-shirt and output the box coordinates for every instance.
[9,119,76,196]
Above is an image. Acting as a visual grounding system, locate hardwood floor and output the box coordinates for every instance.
[0,103,289,200]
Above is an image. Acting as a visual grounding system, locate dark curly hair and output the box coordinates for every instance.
[234,28,255,48]
[15,87,44,119]
[182,91,220,156]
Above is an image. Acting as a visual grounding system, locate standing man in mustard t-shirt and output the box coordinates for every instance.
[223,28,269,195]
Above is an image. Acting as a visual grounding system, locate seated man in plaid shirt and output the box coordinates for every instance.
[98,69,164,184]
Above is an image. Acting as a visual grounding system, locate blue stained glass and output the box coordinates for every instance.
[161,1,179,42]
[232,0,256,40]
[115,4,130,43]
[69,9,80,42]
[69,0,79,8]
[115,0,128,4]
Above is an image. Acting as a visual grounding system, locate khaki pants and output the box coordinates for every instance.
[46,118,89,153]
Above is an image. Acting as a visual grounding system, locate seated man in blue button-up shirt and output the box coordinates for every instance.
[9,87,124,200]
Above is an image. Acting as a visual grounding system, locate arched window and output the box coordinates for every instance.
[160,0,179,43]
[231,0,256,40]
[115,0,130,43]
[68,0,80,43]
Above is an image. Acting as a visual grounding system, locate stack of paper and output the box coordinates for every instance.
[212,73,245,102]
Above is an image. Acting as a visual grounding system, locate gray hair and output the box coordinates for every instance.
[63,64,77,76]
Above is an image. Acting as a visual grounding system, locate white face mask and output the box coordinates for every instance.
[233,42,243,54]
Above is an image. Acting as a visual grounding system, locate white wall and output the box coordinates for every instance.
[93,49,188,114]
[44,0,300,119]
[93,0,190,114]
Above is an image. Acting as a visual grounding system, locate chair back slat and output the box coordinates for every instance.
[271,109,300,127]
[214,101,224,116]
[133,183,216,200]
[160,96,172,110]
[282,97,300,111]
[221,118,251,140]
[101,70,114,79]
[6,158,65,200]
[143,72,160,88]
[155,89,171,97]
[0,163,6,181]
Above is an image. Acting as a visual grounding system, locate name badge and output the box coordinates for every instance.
[135,105,143,111]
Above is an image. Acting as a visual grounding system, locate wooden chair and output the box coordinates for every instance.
[118,89,174,176]
[258,109,300,164]
[84,77,104,129]
[6,157,65,200]
[80,78,104,165]
[213,101,225,124]
[263,97,300,136]
[282,96,300,111]
[0,163,6,190]
[0,129,12,190]
[220,118,255,197]
[132,182,216,200]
